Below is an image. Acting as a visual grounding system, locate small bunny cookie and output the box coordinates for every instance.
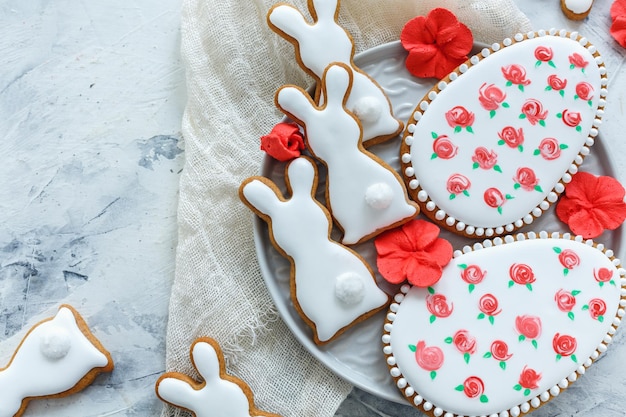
[156,338,281,417]
[240,156,389,344]
[267,0,402,145]
[0,305,114,417]
[276,63,418,245]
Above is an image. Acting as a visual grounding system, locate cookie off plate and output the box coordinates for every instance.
[252,40,624,404]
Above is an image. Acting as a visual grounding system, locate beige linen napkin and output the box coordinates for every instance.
[165,1,532,416]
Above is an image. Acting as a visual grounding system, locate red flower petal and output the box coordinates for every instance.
[375,219,452,286]
[400,8,473,79]
[611,0,626,21]
[556,172,626,238]
[611,15,626,48]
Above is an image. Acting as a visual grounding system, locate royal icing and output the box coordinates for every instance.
[276,63,418,245]
[268,0,402,144]
[156,338,280,417]
[240,156,389,343]
[0,306,113,417]
[401,32,606,237]
[563,0,594,14]
[383,233,625,416]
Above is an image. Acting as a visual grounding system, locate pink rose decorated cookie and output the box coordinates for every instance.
[400,31,606,238]
[383,232,625,417]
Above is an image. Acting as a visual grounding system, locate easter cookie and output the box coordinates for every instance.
[0,305,114,417]
[561,0,594,20]
[156,337,282,417]
[240,156,389,344]
[382,232,625,416]
[277,63,418,245]
[268,0,403,145]
[400,30,606,238]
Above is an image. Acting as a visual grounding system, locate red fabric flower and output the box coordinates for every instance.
[556,171,626,238]
[375,219,453,287]
[611,0,626,48]
[259,122,305,161]
[400,8,473,79]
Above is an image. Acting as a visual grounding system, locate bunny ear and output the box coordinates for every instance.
[239,177,284,218]
[320,63,353,109]
[190,340,222,382]
[309,0,340,22]
[267,4,309,42]
[156,376,198,410]
[275,85,316,126]
[285,157,318,198]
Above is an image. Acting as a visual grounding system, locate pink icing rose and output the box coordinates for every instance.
[478,294,501,316]
[561,109,582,127]
[462,376,484,398]
[478,83,506,111]
[426,293,454,318]
[490,340,513,361]
[553,333,577,357]
[534,46,553,62]
[446,173,471,196]
[514,167,540,191]
[569,52,588,69]
[555,289,576,312]
[472,147,498,170]
[515,315,542,340]
[432,135,458,159]
[414,341,444,371]
[576,82,594,101]
[519,366,541,389]
[559,249,580,270]
[484,187,505,209]
[502,64,531,86]
[588,298,607,320]
[259,122,305,161]
[594,267,614,283]
[445,106,475,128]
[461,265,486,285]
[498,126,524,149]
[453,330,477,354]
[538,137,562,160]
[547,74,567,90]
[510,263,536,285]
[521,99,548,125]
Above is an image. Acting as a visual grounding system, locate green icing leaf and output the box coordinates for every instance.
[500,361,507,370]
[464,352,470,364]
[498,139,505,145]
[445,337,453,344]
[455,385,464,391]
[560,144,569,149]
[519,113,527,120]
[480,395,489,403]
[430,315,436,324]
[518,84,525,92]
[466,126,474,134]
[463,190,470,197]
[409,344,417,352]
[526,283,533,292]
[572,354,578,363]
[454,125,462,133]
[469,283,475,294]
[545,86,552,91]
[431,131,438,139]
[490,110,496,119]
[532,339,538,349]
[494,165,502,173]
[513,384,522,391]
[519,334,526,342]
[534,185,543,192]
[514,183,521,190]
[559,90,565,98]
[473,162,479,169]
[458,263,468,269]
[553,247,562,254]
[506,80,513,87]
[489,315,495,325]
[549,60,556,68]
[431,153,437,160]
[564,268,569,276]
[427,286,435,294]
[508,280,515,288]
[539,119,546,127]
[582,305,590,311]
[483,352,492,358]
[599,315,605,323]
[477,313,486,320]
[556,354,562,361]
[571,290,581,296]
[524,388,531,396]
[502,102,510,108]
[568,311,575,321]
[533,149,540,156]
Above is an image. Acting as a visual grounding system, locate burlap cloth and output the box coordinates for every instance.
[164,1,532,416]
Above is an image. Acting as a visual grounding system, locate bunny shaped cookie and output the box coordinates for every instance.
[239,156,389,344]
[267,0,402,145]
[156,338,281,417]
[276,63,418,245]
[0,305,113,417]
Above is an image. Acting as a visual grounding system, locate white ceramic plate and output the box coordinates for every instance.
[253,41,623,403]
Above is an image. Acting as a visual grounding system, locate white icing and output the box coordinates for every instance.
[268,0,400,142]
[403,35,603,232]
[277,64,417,245]
[335,272,366,305]
[157,340,270,417]
[0,307,110,417]
[39,325,72,360]
[387,237,622,416]
[365,182,394,210]
[352,96,382,123]
[241,157,388,343]
[563,0,594,14]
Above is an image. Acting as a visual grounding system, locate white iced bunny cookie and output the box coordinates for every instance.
[276,63,418,245]
[156,338,282,417]
[0,305,114,417]
[267,0,402,145]
[239,156,389,344]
